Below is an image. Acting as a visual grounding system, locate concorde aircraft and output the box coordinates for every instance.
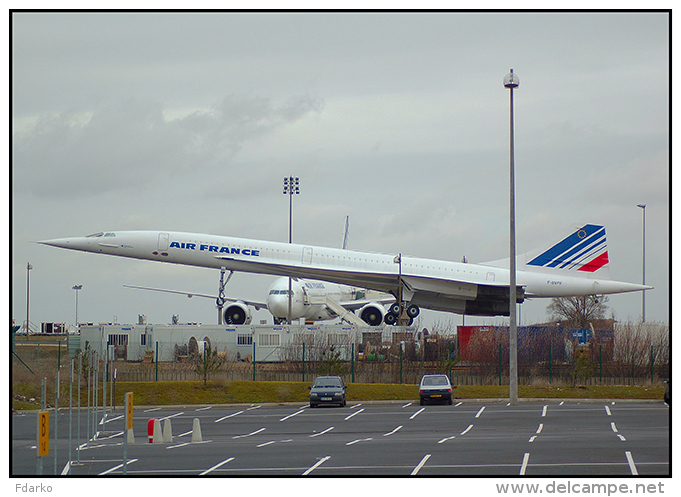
[124,275,395,326]
[39,223,651,321]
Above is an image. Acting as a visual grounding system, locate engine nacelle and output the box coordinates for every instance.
[358,303,386,327]
[224,301,252,325]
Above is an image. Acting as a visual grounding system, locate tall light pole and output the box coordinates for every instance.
[504,69,519,405]
[283,176,300,324]
[25,263,33,337]
[637,204,646,322]
[72,285,83,330]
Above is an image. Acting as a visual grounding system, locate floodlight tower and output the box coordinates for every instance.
[72,284,83,330]
[504,69,519,405]
[283,176,300,324]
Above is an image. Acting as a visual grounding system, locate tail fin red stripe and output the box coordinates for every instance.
[577,251,609,273]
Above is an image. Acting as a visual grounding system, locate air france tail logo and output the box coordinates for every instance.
[528,224,609,273]
[169,241,260,257]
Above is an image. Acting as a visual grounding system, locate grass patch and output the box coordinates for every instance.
[13,381,664,410]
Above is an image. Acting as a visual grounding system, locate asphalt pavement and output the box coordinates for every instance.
[11,399,669,477]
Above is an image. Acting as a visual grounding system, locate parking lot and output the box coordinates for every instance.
[12,399,669,476]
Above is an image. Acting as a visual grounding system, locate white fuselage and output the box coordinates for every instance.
[40,230,650,316]
[266,277,369,322]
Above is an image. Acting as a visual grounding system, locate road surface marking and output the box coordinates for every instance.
[199,457,234,475]
[410,408,425,419]
[625,451,638,475]
[232,427,265,439]
[384,425,403,437]
[475,406,485,418]
[411,454,431,475]
[344,408,364,420]
[280,409,305,421]
[346,437,373,446]
[215,410,243,422]
[99,459,138,475]
[303,456,330,475]
[519,453,530,475]
[461,424,474,435]
[309,427,334,437]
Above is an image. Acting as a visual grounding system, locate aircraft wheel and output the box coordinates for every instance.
[384,313,397,325]
[389,303,401,316]
[407,304,420,318]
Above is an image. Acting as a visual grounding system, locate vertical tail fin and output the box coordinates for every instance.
[525,224,610,277]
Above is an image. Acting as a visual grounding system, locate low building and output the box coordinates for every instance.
[79,323,417,363]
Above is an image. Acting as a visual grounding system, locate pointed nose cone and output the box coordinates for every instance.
[38,236,92,251]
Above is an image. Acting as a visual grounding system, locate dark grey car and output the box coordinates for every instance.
[309,376,347,407]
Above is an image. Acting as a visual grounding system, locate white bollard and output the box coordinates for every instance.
[191,418,203,443]
[162,418,173,443]
[127,427,135,444]
[152,418,163,444]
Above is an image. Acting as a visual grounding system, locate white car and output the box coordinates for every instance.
[419,374,453,405]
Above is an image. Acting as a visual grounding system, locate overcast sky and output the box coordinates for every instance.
[11,11,669,331]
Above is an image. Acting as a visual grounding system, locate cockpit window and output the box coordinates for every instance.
[86,232,104,238]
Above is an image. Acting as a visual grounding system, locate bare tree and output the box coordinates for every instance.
[547,295,609,328]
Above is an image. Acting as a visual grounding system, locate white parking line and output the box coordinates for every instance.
[280,409,305,421]
[344,408,364,420]
[199,457,234,475]
[410,408,425,419]
[610,422,618,433]
[247,405,261,410]
[411,454,431,475]
[541,405,548,417]
[346,437,373,446]
[215,410,243,422]
[460,424,473,435]
[402,402,413,408]
[438,435,456,444]
[384,425,403,437]
[159,411,184,421]
[519,453,530,475]
[166,442,191,450]
[625,451,638,475]
[617,434,627,442]
[536,423,543,434]
[195,406,212,411]
[302,456,330,475]
[455,401,463,407]
[475,406,485,418]
[604,406,612,416]
[350,403,362,409]
[256,441,276,448]
[309,427,334,438]
[99,459,138,475]
[232,428,265,439]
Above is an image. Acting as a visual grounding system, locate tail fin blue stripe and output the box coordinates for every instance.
[554,230,606,268]
[528,224,605,268]
[558,237,606,269]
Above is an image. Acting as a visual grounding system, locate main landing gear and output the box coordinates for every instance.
[384,302,419,326]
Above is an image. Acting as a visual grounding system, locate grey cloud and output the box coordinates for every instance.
[13,93,324,198]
